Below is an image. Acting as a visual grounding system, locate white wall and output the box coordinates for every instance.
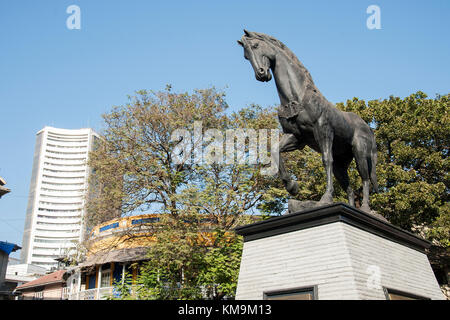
[236,222,444,300]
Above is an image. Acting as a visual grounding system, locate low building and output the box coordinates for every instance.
[64,213,227,300]
[64,214,160,300]
[14,269,68,300]
[0,241,21,300]
[5,262,47,292]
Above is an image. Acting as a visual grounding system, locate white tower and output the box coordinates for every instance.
[21,127,100,270]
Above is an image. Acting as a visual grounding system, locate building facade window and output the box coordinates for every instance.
[383,287,430,300]
[263,286,318,300]
[101,269,111,288]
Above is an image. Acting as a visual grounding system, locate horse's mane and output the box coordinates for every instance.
[246,32,314,85]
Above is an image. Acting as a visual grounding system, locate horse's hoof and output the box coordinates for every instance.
[360,204,371,213]
[319,193,333,205]
[286,181,299,196]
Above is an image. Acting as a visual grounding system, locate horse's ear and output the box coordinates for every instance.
[244,29,252,37]
[237,40,244,47]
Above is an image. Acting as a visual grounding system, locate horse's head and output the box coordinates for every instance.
[237,30,274,82]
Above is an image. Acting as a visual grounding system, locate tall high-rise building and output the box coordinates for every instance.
[21,127,100,270]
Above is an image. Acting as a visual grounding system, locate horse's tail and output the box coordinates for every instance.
[369,139,379,193]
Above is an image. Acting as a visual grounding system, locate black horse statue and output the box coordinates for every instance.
[238,30,378,212]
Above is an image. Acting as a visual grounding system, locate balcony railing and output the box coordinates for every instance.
[66,287,114,300]
[65,286,146,300]
[34,291,44,300]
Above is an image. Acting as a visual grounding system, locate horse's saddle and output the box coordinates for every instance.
[278,100,301,119]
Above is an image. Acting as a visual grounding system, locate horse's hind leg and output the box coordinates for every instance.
[314,125,334,204]
[333,156,355,207]
[353,137,371,212]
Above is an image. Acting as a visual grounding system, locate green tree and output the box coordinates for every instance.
[113,226,246,300]
[197,231,244,299]
[87,87,274,299]
[86,86,229,226]
[340,92,449,246]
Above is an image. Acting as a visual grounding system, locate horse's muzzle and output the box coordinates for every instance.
[255,69,272,82]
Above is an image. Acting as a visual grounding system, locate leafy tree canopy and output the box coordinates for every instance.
[87,86,275,299]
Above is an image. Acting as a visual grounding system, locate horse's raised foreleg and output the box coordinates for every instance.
[273,133,303,195]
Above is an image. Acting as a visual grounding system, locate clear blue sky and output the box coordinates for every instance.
[1,1,449,259]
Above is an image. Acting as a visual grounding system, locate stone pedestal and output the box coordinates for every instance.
[235,203,444,300]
